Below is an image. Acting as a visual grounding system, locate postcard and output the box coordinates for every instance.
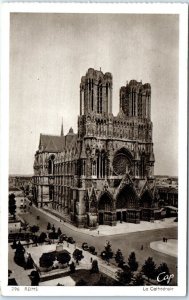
[0,2,188,296]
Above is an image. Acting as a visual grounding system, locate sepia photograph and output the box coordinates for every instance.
[1,3,187,297]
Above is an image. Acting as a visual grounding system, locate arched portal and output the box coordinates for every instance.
[116,185,140,223]
[116,185,137,209]
[98,193,114,225]
[140,190,154,221]
[140,190,153,208]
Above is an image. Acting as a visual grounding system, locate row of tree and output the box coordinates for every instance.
[101,242,171,286]
[116,256,171,286]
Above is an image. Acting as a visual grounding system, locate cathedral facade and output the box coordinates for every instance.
[33,68,160,228]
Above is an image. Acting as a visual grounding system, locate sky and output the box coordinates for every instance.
[9,13,179,176]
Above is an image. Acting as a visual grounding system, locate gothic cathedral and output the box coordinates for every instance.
[33,68,160,228]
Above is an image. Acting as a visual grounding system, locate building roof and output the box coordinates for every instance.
[39,134,66,152]
[39,132,77,153]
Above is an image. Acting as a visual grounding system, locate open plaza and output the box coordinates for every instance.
[8,193,178,286]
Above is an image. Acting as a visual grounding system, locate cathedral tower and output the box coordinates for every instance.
[80,68,113,116]
[120,80,151,119]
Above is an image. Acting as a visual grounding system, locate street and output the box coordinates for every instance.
[18,202,178,285]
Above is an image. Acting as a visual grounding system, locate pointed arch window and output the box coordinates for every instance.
[91,79,94,111]
[141,155,145,178]
[131,88,136,116]
[97,80,102,113]
[48,155,55,175]
[83,160,86,176]
[138,93,142,117]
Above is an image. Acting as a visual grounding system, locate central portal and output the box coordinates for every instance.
[116,210,128,222]
[98,193,115,225]
[116,185,140,223]
[98,212,104,225]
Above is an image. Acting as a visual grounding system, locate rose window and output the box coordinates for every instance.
[113,153,131,175]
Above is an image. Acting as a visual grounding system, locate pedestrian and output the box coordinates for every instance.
[141,245,143,250]
[163,237,165,242]
[90,257,93,263]
[98,230,99,235]
[67,242,69,248]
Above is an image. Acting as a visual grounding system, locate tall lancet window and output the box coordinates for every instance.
[138,93,142,117]
[132,88,136,116]
[106,83,109,113]
[91,79,94,111]
[97,80,102,113]
[147,92,150,119]
[131,89,134,116]
[80,88,84,115]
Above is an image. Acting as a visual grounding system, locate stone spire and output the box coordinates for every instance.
[61,118,64,136]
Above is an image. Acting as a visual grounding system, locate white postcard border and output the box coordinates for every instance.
[0,3,188,297]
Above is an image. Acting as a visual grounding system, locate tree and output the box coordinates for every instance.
[9,193,16,219]
[89,246,96,255]
[142,257,157,281]
[30,270,40,286]
[47,222,51,231]
[156,263,170,285]
[116,265,132,285]
[49,231,58,241]
[14,242,25,267]
[115,249,124,265]
[90,259,99,274]
[73,249,84,264]
[69,261,76,273]
[102,241,113,262]
[16,241,25,252]
[38,232,47,244]
[52,224,55,233]
[33,235,38,246]
[57,228,62,236]
[133,273,144,286]
[39,253,54,269]
[25,254,34,270]
[57,250,71,265]
[128,252,138,272]
[30,225,39,234]
[76,279,87,286]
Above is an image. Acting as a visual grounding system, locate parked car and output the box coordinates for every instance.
[82,242,89,250]
[59,234,67,242]
[88,246,97,255]
[67,237,75,244]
